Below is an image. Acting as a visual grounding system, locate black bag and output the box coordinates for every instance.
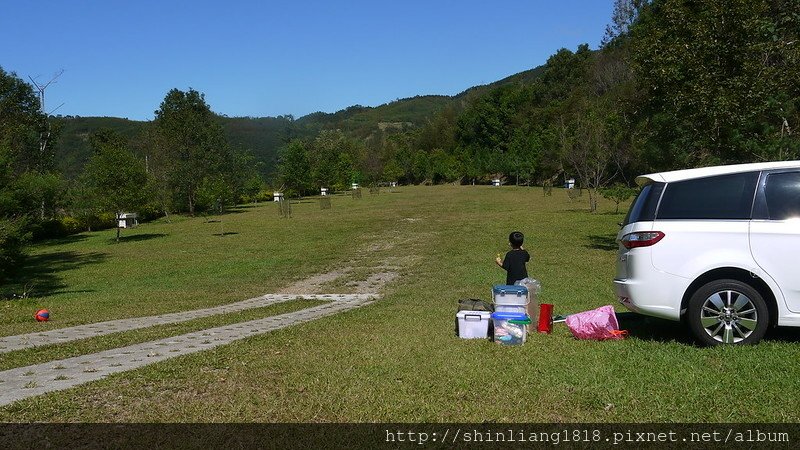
[457,298,493,312]
[455,298,494,338]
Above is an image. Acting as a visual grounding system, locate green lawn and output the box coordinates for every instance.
[2,185,800,422]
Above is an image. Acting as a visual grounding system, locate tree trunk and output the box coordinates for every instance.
[188,194,195,216]
[589,189,599,213]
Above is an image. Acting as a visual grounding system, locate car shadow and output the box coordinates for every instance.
[617,312,694,344]
[618,312,800,345]
[765,327,800,343]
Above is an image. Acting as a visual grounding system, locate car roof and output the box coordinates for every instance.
[636,160,800,185]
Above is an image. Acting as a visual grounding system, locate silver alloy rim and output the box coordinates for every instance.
[700,290,759,344]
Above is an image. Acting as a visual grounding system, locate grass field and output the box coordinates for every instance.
[2,185,800,422]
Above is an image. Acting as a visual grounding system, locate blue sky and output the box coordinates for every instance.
[1,1,614,120]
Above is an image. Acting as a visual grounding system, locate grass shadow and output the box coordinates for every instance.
[585,233,618,251]
[556,208,590,214]
[6,251,107,298]
[38,234,90,246]
[113,233,168,243]
[213,232,239,237]
[204,209,248,216]
[617,312,694,344]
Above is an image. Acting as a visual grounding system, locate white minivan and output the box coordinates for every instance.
[614,161,800,345]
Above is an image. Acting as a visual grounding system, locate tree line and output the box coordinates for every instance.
[3,0,799,283]
[0,75,262,283]
[276,0,799,209]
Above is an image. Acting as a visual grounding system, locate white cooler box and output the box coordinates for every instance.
[492,284,528,314]
[456,310,491,339]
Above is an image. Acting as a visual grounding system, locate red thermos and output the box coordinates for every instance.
[538,303,553,333]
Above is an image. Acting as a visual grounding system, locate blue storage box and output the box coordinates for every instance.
[492,284,528,314]
[492,285,528,297]
[491,312,529,345]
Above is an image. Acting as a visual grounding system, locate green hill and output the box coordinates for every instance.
[52,63,546,180]
[53,116,148,179]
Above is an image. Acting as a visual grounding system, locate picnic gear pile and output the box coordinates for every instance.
[455,280,626,344]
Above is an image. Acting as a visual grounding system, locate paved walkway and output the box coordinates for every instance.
[0,294,376,407]
[0,294,373,354]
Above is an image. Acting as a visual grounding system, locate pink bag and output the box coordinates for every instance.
[565,305,627,340]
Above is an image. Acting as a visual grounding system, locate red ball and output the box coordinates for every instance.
[35,309,50,322]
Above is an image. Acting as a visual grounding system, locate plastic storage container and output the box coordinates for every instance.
[491,312,530,345]
[514,278,541,319]
[492,285,529,314]
[456,310,492,339]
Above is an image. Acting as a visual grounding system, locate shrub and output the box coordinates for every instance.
[30,219,68,240]
[600,183,638,213]
[93,213,117,230]
[60,216,83,235]
[0,219,29,284]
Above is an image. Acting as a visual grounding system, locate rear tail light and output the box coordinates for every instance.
[621,231,665,249]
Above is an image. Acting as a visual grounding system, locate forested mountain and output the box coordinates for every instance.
[51,65,547,180]
[53,116,147,179]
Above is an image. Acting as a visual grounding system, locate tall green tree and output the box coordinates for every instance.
[0,67,52,176]
[309,130,345,189]
[630,0,800,167]
[278,139,312,197]
[0,67,60,282]
[81,129,150,241]
[151,88,233,215]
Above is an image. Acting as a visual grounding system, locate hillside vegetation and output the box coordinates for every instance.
[51,71,543,180]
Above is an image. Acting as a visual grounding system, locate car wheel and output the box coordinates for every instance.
[687,279,769,345]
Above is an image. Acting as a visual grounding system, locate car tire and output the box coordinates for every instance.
[687,279,769,346]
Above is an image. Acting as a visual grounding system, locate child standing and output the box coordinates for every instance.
[496,231,537,329]
[495,231,530,285]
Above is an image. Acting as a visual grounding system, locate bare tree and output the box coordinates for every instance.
[601,0,650,46]
[28,70,64,164]
[559,104,620,213]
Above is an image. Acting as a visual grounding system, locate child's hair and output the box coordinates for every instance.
[509,231,524,249]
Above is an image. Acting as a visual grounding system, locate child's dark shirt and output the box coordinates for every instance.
[502,249,530,285]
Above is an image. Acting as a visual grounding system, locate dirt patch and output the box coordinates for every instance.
[278,225,426,295]
[350,271,399,294]
[278,269,352,295]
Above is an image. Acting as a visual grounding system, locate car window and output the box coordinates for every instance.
[623,182,664,225]
[657,172,758,220]
[765,171,800,220]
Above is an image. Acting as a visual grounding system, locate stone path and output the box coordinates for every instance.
[0,294,376,407]
[0,293,373,354]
